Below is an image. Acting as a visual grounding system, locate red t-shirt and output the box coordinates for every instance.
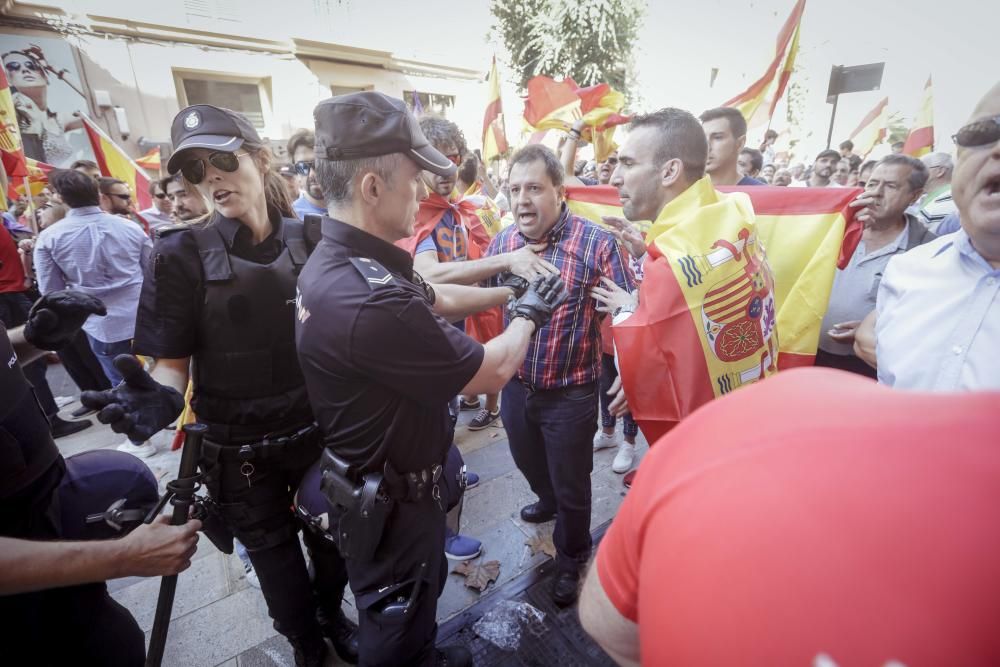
[597,368,1000,666]
[0,227,26,294]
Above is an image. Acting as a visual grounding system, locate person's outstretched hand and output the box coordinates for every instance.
[80,355,184,442]
[509,273,570,331]
[24,291,106,350]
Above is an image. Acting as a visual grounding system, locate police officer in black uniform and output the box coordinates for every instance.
[82,105,358,666]
[0,290,175,666]
[295,92,568,666]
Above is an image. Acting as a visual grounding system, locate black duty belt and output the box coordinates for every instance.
[202,423,319,463]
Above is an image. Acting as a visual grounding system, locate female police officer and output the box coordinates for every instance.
[81,105,357,666]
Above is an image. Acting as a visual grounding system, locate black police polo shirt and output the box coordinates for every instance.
[295,217,485,474]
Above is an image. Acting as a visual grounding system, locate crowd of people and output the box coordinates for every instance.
[1,71,998,667]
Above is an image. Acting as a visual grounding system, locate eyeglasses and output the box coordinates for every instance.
[153,192,167,199]
[952,115,1000,148]
[180,151,248,184]
[445,153,463,166]
[293,160,315,176]
[4,60,39,73]
[109,192,131,202]
[603,156,619,165]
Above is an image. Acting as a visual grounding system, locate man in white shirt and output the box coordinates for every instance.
[138,179,173,230]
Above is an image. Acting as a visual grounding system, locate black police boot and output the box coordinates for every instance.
[288,629,329,667]
[317,607,359,664]
[551,568,581,608]
[435,645,473,667]
[519,501,556,524]
[51,415,92,439]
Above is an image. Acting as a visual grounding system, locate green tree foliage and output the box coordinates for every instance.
[490,0,644,91]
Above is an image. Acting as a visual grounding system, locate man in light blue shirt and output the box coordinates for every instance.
[858,83,1000,391]
[287,129,327,219]
[34,169,151,386]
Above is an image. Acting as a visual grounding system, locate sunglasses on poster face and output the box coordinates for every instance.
[4,59,40,73]
[293,160,315,176]
[180,151,248,184]
[952,115,1000,148]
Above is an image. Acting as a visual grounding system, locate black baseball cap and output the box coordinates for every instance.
[167,105,261,174]
[313,92,456,177]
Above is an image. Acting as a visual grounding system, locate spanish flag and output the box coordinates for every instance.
[482,57,509,164]
[849,97,889,158]
[1,66,27,210]
[566,181,861,442]
[134,147,161,173]
[903,77,934,157]
[81,115,153,211]
[522,76,629,161]
[723,0,805,126]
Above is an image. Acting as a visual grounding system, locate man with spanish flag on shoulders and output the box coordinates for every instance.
[592,108,779,485]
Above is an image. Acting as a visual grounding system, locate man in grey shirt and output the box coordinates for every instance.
[817,155,936,377]
[34,169,151,388]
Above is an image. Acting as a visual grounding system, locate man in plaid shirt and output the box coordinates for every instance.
[484,144,635,607]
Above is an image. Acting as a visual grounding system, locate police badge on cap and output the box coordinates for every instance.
[166,105,261,175]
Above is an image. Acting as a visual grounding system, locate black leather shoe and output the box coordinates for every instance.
[288,630,328,667]
[51,415,92,439]
[552,569,580,607]
[436,645,472,667]
[520,502,556,524]
[318,607,359,664]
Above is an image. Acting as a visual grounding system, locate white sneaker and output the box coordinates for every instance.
[117,440,157,459]
[593,430,620,452]
[244,564,261,589]
[612,442,636,474]
[54,395,75,408]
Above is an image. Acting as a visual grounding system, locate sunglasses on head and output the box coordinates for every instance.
[180,151,248,184]
[293,160,315,176]
[952,115,1000,148]
[4,60,39,73]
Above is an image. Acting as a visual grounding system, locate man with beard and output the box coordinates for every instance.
[287,129,328,219]
[162,172,207,222]
[792,149,841,187]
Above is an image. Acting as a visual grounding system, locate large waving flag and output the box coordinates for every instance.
[849,97,889,158]
[522,76,630,161]
[903,77,934,157]
[482,57,509,163]
[566,182,861,442]
[1,66,27,210]
[81,116,153,211]
[723,0,805,128]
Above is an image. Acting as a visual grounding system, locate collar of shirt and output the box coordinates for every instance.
[646,175,720,240]
[64,205,104,219]
[858,221,910,263]
[517,203,571,244]
[935,228,1000,275]
[321,216,414,280]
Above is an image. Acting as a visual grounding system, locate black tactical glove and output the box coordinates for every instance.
[509,273,569,331]
[499,273,530,298]
[24,290,107,350]
[80,355,184,442]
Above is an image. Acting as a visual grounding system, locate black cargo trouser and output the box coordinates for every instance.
[199,427,349,640]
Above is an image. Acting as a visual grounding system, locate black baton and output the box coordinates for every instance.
[145,423,207,667]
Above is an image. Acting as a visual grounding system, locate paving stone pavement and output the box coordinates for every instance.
[41,360,644,666]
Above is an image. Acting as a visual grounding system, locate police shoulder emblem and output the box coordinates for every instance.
[184,111,201,130]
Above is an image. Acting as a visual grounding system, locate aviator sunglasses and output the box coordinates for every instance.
[952,115,1000,149]
[180,150,249,184]
[4,59,40,73]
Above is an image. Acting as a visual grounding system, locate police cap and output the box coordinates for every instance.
[167,105,261,174]
[312,92,456,177]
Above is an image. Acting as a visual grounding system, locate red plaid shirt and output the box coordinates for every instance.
[485,205,635,389]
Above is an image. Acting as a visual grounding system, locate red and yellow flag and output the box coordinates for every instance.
[903,77,934,157]
[134,147,161,172]
[723,0,805,127]
[566,181,861,442]
[81,116,153,211]
[482,57,509,164]
[1,66,27,210]
[849,97,889,158]
[521,75,629,161]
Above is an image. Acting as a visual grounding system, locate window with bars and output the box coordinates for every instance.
[179,78,267,128]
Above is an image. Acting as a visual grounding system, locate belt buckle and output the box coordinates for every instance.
[237,444,255,461]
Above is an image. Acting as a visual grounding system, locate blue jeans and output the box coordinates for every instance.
[86,335,132,386]
[599,354,638,438]
[501,379,597,572]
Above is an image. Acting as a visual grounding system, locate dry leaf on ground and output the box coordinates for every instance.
[452,559,501,592]
[525,531,557,558]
